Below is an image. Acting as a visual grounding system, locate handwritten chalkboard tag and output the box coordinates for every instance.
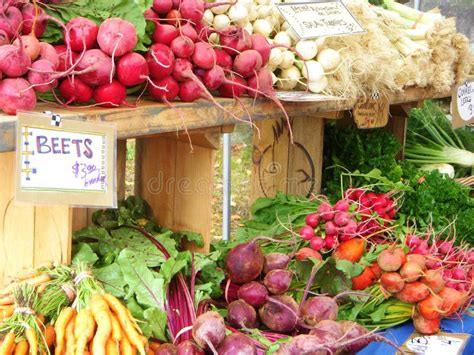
[275,1,365,40]
[15,112,117,208]
[451,77,473,128]
[353,92,389,129]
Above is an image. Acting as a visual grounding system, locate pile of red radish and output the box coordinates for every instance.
[299,189,397,253]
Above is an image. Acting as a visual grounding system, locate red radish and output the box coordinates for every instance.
[325,221,337,236]
[264,269,292,295]
[148,76,180,102]
[310,237,324,251]
[334,212,350,227]
[179,0,230,23]
[295,248,322,261]
[259,295,299,333]
[380,272,405,293]
[413,314,440,335]
[192,42,215,69]
[250,33,271,66]
[117,52,149,86]
[66,17,99,52]
[334,200,350,212]
[305,213,320,228]
[38,43,59,68]
[176,341,204,355]
[170,36,195,58]
[217,333,256,355]
[324,235,337,250]
[21,4,46,37]
[55,45,79,72]
[263,253,290,274]
[377,248,404,272]
[77,49,114,86]
[411,240,429,255]
[146,43,175,80]
[218,75,247,98]
[317,202,334,221]
[237,281,268,308]
[179,78,204,102]
[299,225,315,241]
[13,35,40,60]
[400,262,423,282]
[451,267,466,281]
[172,0,181,9]
[341,218,357,237]
[351,267,376,290]
[59,77,93,103]
[224,241,264,284]
[203,65,225,90]
[152,23,179,45]
[97,18,137,58]
[420,269,445,293]
[418,294,444,320]
[173,58,194,82]
[195,22,214,41]
[437,240,453,255]
[396,281,430,303]
[192,312,226,351]
[180,23,198,42]
[144,9,159,21]
[93,80,127,107]
[233,49,262,78]
[0,78,36,115]
[301,296,338,326]
[4,6,22,37]
[27,60,57,92]
[0,44,31,77]
[219,26,252,56]
[165,9,183,27]
[153,0,173,14]
[227,300,257,328]
[0,29,9,45]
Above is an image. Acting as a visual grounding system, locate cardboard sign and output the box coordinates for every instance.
[353,93,390,128]
[451,78,474,128]
[16,112,117,207]
[276,91,343,102]
[276,1,365,40]
[398,331,470,355]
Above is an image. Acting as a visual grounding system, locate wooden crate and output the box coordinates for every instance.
[0,88,449,286]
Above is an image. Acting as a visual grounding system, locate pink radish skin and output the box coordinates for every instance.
[0,78,36,115]
[165,9,183,27]
[146,43,175,80]
[0,29,9,45]
[153,0,173,14]
[27,60,58,92]
[195,22,214,42]
[93,79,127,107]
[66,17,99,52]
[0,44,31,77]
[192,42,215,69]
[219,26,252,56]
[180,23,198,42]
[13,35,41,60]
[172,0,181,9]
[21,4,47,37]
[237,281,268,308]
[172,58,193,82]
[4,6,22,37]
[55,45,79,72]
[250,33,271,66]
[203,65,225,90]
[233,49,262,78]
[180,0,237,25]
[219,75,247,98]
[170,36,195,58]
[117,52,149,86]
[179,79,204,102]
[38,43,59,68]
[97,18,137,57]
[59,77,93,103]
[144,9,159,21]
[148,76,180,102]
[152,23,179,45]
[76,49,114,86]
[214,48,232,70]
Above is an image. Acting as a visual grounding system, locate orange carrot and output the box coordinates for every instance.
[105,338,118,355]
[74,309,96,355]
[90,295,112,355]
[25,328,38,355]
[44,325,55,349]
[0,332,16,355]
[13,340,28,355]
[55,307,76,355]
[333,238,365,263]
[0,305,14,319]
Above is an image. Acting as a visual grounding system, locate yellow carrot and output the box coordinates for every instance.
[105,338,118,355]
[74,309,95,355]
[0,298,13,306]
[90,295,111,355]
[0,332,16,355]
[55,308,76,355]
[109,316,121,343]
[0,305,14,319]
[119,337,134,355]
[13,340,28,355]
[25,328,37,355]
[65,315,76,355]
[102,295,144,355]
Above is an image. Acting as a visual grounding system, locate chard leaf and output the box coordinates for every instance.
[93,263,126,298]
[72,243,99,265]
[143,308,168,341]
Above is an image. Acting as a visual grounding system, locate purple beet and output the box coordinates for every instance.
[225,241,264,284]
[258,295,299,333]
[237,281,268,308]
[155,343,178,355]
[192,311,226,351]
[263,269,292,295]
[263,252,291,273]
[176,340,204,355]
[217,333,257,355]
[300,296,338,326]
[339,321,371,353]
[227,300,257,329]
[309,320,344,353]
[292,335,328,355]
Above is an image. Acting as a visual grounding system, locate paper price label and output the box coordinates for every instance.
[451,78,474,128]
[276,1,365,39]
[353,93,389,129]
[16,112,117,207]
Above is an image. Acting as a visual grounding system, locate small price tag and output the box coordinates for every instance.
[451,77,474,128]
[276,91,343,102]
[16,112,117,208]
[399,331,470,355]
[353,93,389,129]
[275,1,365,40]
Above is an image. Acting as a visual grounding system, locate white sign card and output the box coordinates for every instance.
[276,91,343,102]
[16,112,117,207]
[451,78,474,128]
[276,1,366,40]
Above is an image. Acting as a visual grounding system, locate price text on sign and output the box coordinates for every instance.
[276,1,365,40]
[353,94,390,129]
[451,78,473,128]
[16,112,117,207]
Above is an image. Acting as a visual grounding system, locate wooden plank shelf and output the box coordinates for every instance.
[0,87,449,153]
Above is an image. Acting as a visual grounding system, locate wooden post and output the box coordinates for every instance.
[251,115,325,201]
[135,129,220,252]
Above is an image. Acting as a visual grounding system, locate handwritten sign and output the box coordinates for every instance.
[276,91,343,102]
[353,93,389,129]
[276,1,365,40]
[451,78,474,128]
[16,112,117,207]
